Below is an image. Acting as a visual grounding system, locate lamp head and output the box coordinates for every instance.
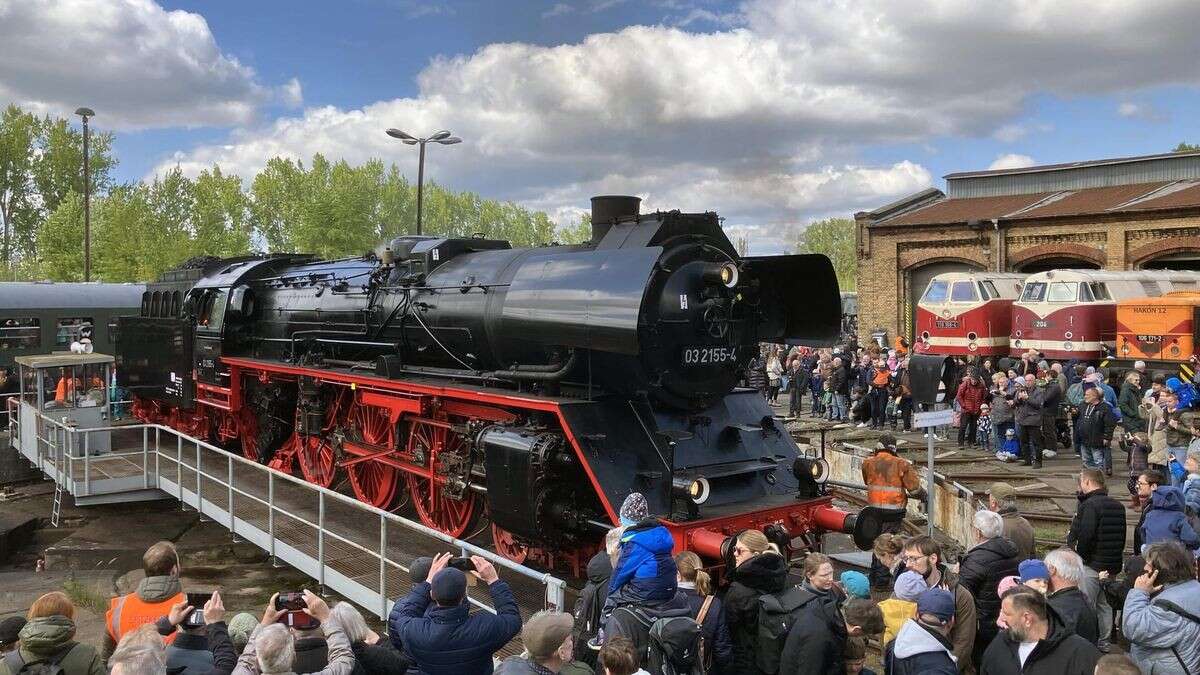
[75,107,95,118]
[386,128,416,141]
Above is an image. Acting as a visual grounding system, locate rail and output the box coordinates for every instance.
[7,397,569,620]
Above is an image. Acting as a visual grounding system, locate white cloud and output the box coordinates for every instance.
[1117,101,1167,122]
[0,0,294,130]
[279,78,304,108]
[154,0,1200,250]
[988,153,1036,170]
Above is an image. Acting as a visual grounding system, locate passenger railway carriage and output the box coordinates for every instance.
[0,282,144,371]
[1010,270,1200,361]
[913,272,1026,357]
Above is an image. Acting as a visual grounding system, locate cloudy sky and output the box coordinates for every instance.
[4,0,1200,253]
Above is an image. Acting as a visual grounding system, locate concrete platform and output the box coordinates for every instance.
[43,505,198,571]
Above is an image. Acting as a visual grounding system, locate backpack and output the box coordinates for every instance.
[611,607,706,675]
[572,578,608,665]
[755,585,814,674]
[2,643,81,675]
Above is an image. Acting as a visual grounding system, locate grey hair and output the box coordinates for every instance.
[1187,450,1200,467]
[331,602,370,643]
[255,623,296,674]
[973,509,1004,540]
[110,625,167,675]
[1043,548,1084,584]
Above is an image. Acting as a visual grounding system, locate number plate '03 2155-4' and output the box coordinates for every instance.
[681,346,739,366]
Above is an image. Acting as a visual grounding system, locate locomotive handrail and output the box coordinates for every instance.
[11,401,569,620]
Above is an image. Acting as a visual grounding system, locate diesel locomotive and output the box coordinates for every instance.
[117,196,859,572]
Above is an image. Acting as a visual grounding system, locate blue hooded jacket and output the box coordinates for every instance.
[1138,486,1200,553]
[607,520,678,604]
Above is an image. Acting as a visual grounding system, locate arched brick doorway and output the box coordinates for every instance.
[905,258,985,340]
[1010,243,1105,273]
[1131,236,1200,271]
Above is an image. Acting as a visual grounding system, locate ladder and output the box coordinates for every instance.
[51,479,63,527]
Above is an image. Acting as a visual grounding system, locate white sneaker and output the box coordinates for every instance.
[1043,449,1057,459]
[857,422,868,428]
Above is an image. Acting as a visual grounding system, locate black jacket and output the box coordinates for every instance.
[1013,388,1045,427]
[779,585,845,675]
[155,618,236,675]
[1066,488,1127,574]
[978,605,1100,675]
[680,587,733,674]
[829,367,848,396]
[1076,402,1116,449]
[957,537,1020,645]
[724,552,789,675]
[1039,383,1062,420]
[349,640,409,675]
[293,636,329,674]
[572,551,611,663]
[883,620,958,675]
[1046,587,1098,646]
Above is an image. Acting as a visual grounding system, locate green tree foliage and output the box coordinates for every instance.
[791,217,856,291]
[0,105,115,268]
[557,212,593,245]
[2,103,564,282]
[1175,142,1200,152]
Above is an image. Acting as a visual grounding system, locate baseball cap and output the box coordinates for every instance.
[1018,559,1050,583]
[916,588,955,624]
[521,611,574,659]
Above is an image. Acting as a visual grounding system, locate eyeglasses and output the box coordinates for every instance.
[902,554,929,563]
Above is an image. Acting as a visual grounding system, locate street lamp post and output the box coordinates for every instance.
[385,128,461,235]
[75,107,95,282]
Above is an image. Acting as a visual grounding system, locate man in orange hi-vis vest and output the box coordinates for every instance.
[861,434,923,511]
[103,541,186,664]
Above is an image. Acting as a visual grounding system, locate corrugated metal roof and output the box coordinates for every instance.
[945,150,1200,179]
[0,282,144,310]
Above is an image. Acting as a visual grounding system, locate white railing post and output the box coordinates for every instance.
[195,440,202,512]
[142,427,149,489]
[228,454,235,537]
[82,431,90,497]
[379,517,388,620]
[268,472,276,564]
[318,491,326,590]
[176,434,183,507]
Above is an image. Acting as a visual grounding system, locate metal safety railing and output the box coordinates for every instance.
[7,397,568,620]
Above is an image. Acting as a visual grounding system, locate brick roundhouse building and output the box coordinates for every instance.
[854,150,1200,345]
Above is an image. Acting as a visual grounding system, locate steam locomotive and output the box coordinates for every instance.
[117,196,859,572]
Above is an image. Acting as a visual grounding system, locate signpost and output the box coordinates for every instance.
[912,407,952,535]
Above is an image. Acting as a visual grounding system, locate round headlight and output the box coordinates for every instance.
[1064,341,1074,351]
[968,342,978,352]
[688,477,711,505]
[719,263,739,288]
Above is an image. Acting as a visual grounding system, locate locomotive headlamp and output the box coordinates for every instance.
[673,476,712,505]
[792,457,829,484]
[702,262,739,289]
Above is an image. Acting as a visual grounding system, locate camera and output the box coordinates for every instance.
[275,592,319,630]
[446,557,476,573]
[182,592,210,628]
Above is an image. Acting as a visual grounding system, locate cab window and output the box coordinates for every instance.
[982,281,1000,299]
[1047,282,1077,302]
[1089,282,1111,300]
[922,280,949,303]
[1078,283,1094,303]
[198,289,228,332]
[950,281,978,302]
[1021,282,1047,302]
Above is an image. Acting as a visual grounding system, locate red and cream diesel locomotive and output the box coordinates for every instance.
[116,196,871,573]
[1010,269,1200,361]
[914,272,1026,357]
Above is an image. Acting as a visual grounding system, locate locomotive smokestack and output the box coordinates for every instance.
[590,195,641,244]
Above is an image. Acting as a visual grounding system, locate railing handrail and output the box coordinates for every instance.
[9,398,569,615]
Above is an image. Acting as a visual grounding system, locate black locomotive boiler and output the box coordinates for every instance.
[118,196,857,571]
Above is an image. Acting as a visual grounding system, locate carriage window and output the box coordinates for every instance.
[1046,282,1076,302]
[198,289,228,332]
[1089,282,1111,300]
[983,281,1000,299]
[1021,282,1046,302]
[1078,283,1094,303]
[951,281,978,302]
[922,281,949,303]
[55,318,94,346]
[0,318,41,350]
[108,320,120,344]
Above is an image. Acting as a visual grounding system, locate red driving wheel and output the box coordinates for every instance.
[491,524,529,564]
[238,406,259,461]
[404,418,478,538]
[296,433,336,488]
[344,402,402,509]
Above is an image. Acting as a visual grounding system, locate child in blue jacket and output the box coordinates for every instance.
[606,492,678,605]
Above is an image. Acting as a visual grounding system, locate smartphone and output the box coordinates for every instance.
[275,592,319,630]
[183,592,209,628]
[446,557,476,573]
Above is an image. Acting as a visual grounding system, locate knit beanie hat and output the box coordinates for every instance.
[431,568,468,606]
[839,571,870,599]
[894,570,928,601]
[619,492,648,526]
[226,612,259,652]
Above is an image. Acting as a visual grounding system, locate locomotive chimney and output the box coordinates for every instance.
[590,195,641,244]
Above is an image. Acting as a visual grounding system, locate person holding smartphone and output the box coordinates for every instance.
[155,591,236,675]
